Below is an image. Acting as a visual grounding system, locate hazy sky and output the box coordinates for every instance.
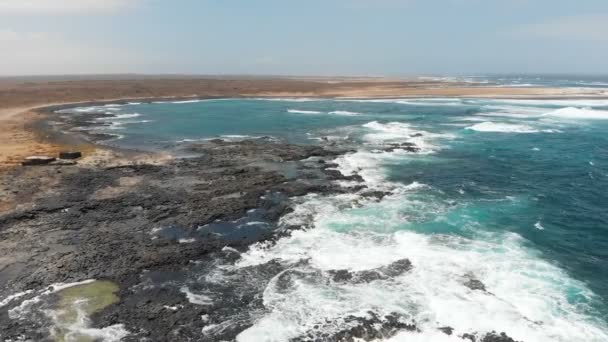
[1,0,607,76]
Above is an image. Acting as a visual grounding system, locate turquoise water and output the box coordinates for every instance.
[64,97,608,341]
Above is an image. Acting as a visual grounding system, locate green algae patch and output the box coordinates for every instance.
[52,280,120,342]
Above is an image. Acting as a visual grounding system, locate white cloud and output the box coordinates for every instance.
[508,14,608,42]
[0,0,137,14]
[0,28,146,75]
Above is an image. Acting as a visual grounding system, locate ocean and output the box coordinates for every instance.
[419,74,608,88]
[58,95,608,341]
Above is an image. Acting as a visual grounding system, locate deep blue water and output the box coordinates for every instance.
[60,97,608,341]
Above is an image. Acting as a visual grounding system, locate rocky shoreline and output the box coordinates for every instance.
[0,103,522,342]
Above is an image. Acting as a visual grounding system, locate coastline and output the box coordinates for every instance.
[1,76,607,172]
[1,78,608,341]
[1,77,607,217]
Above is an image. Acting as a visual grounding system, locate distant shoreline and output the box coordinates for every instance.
[1,76,607,170]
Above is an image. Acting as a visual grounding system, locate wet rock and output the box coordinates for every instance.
[382,142,420,153]
[481,332,521,342]
[328,259,412,284]
[291,311,417,342]
[0,140,356,341]
[463,274,488,292]
[462,333,477,341]
[439,326,454,335]
[322,168,364,182]
[461,332,521,342]
[360,190,392,200]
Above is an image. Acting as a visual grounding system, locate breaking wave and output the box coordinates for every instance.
[466,122,541,133]
[543,107,608,120]
[287,109,323,114]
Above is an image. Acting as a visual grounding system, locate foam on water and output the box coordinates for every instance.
[171,99,204,104]
[254,97,319,102]
[363,121,419,142]
[94,113,142,121]
[235,190,608,342]
[466,122,541,133]
[180,287,214,305]
[478,105,548,118]
[287,109,323,114]
[340,98,464,107]
[47,302,129,342]
[543,107,608,120]
[230,106,608,340]
[483,99,608,108]
[110,113,142,120]
[73,107,103,113]
[8,280,97,320]
[329,110,362,116]
[0,290,34,308]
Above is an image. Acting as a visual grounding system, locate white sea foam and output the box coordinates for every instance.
[96,113,141,121]
[235,192,608,342]
[361,121,451,154]
[216,134,274,142]
[46,297,129,342]
[478,105,547,118]
[8,280,97,320]
[576,82,608,87]
[485,99,608,108]
[180,287,213,305]
[341,98,464,106]
[361,121,418,143]
[0,290,34,308]
[459,117,491,122]
[287,109,323,114]
[176,138,201,143]
[221,134,256,139]
[230,114,608,341]
[543,107,608,120]
[502,83,537,87]
[62,325,129,342]
[176,135,275,144]
[466,122,540,133]
[254,97,319,102]
[74,107,100,113]
[328,110,362,116]
[535,222,545,230]
[112,113,142,120]
[171,99,203,104]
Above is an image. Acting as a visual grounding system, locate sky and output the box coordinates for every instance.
[0,0,607,76]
